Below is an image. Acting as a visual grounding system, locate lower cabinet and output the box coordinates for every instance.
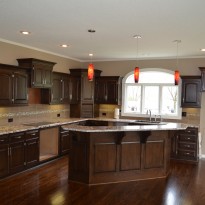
[171,127,198,163]
[25,130,40,168]
[0,130,39,178]
[60,128,70,155]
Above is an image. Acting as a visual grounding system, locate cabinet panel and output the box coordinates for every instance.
[60,131,70,155]
[9,141,25,174]
[0,71,12,105]
[25,130,39,168]
[181,76,201,108]
[95,76,120,104]
[69,76,81,104]
[13,72,28,104]
[0,144,9,178]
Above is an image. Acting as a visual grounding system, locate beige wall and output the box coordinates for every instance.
[0,41,81,73]
[82,58,204,76]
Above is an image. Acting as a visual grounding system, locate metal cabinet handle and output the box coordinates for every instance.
[0,139,5,142]
[15,136,22,139]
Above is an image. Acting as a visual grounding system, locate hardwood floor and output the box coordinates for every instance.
[1,156,205,205]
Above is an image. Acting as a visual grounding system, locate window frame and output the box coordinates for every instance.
[121,68,182,120]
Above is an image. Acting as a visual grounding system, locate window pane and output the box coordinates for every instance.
[143,86,159,114]
[125,85,141,112]
[161,86,178,115]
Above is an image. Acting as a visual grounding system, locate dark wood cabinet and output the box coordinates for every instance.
[9,132,25,174]
[0,129,40,178]
[25,130,39,168]
[95,76,121,104]
[171,127,198,163]
[69,68,101,118]
[69,75,81,104]
[0,135,9,178]
[0,64,28,106]
[59,128,70,155]
[41,72,70,104]
[181,76,201,108]
[17,58,56,88]
[199,67,205,91]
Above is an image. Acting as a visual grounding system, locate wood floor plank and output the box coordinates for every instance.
[0,156,205,205]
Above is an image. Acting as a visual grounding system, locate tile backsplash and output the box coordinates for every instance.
[0,104,70,125]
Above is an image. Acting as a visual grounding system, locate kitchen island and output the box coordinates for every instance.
[62,119,188,185]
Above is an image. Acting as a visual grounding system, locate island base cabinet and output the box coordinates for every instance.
[69,130,171,185]
[0,144,9,178]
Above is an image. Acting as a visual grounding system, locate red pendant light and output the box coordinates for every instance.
[173,40,181,85]
[87,29,96,82]
[88,63,94,81]
[133,35,142,83]
[174,70,180,85]
[134,67,140,83]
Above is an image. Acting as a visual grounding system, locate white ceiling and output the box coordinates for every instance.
[0,0,205,62]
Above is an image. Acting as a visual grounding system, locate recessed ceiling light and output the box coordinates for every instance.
[133,35,142,39]
[200,48,205,51]
[60,44,68,48]
[89,53,93,56]
[20,31,31,35]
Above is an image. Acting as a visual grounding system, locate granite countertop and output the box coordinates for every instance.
[62,121,188,133]
[0,117,191,135]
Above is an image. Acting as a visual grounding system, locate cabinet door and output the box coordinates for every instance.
[9,141,25,174]
[81,73,94,103]
[69,76,81,104]
[32,65,44,87]
[106,79,118,104]
[0,144,9,178]
[95,78,106,103]
[51,73,62,104]
[25,138,39,168]
[60,131,70,155]
[62,74,70,103]
[181,78,201,108]
[13,72,28,104]
[43,69,52,88]
[0,71,13,105]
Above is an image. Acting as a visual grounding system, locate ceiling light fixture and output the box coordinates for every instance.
[200,48,205,52]
[88,29,96,81]
[133,35,142,83]
[20,31,30,35]
[60,44,68,48]
[173,40,181,85]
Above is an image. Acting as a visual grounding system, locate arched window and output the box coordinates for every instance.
[121,68,182,119]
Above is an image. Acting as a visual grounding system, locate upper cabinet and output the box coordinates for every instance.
[41,72,70,104]
[95,76,121,104]
[69,68,102,118]
[181,76,201,108]
[0,64,28,106]
[199,67,205,91]
[17,58,56,88]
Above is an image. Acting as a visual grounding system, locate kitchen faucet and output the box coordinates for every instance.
[146,109,152,121]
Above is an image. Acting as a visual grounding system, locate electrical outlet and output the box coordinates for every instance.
[57,113,60,117]
[8,118,13,123]
[102,113,106,116]
[182,112,187,117]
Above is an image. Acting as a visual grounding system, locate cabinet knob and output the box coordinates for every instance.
[12,99,14,102]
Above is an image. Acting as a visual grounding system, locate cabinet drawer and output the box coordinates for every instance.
[183,128,198,135]
[178,142,196,150]
[9,132,25,142]
[0,135,9,144]
[25,130,39,140]
[178,134,196,143]
[178,150,197,159]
